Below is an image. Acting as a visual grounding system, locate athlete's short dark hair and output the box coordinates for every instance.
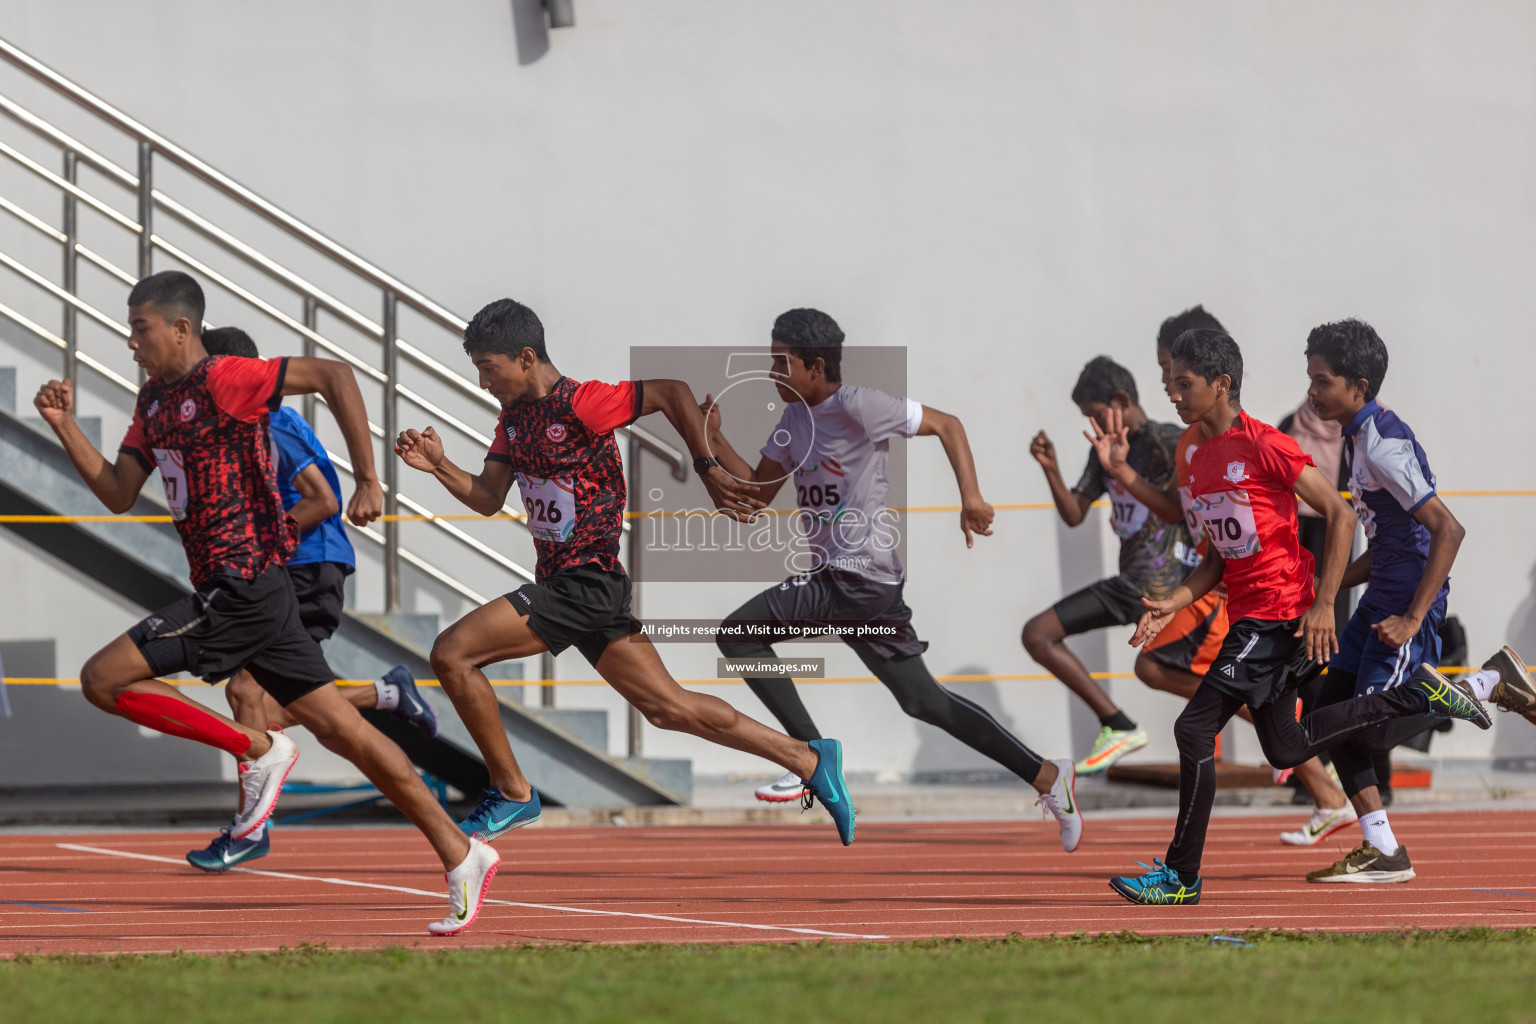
[772,308,843,383]
[464,298,548,362]
[127,270,205,331]
[1304,318,1388,401]
[1070,356,1138,406]
[1169,328,1243,402]
[1156,305,1225,353]
[201,326,258,359]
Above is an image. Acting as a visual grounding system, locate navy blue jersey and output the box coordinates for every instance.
[269,406,354,569]
[1342,400,1444,615]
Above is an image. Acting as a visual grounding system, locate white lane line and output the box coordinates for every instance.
[56,843,888,941]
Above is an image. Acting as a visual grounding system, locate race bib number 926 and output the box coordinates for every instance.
[516,473,576,544]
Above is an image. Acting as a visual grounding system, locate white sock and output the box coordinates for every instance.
[374,678,401,711]
[247,822,265,843]
[1464,668,1499,702]
[1359,810,1398,856]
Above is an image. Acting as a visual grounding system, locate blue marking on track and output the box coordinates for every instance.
[1,900,94,913]
[1468,889,1536,900]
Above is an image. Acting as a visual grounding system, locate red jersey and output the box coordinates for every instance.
[1174,424,1209,556]
[120,356,297,589]
[1185,410,1315,622]
[485,377,644,581]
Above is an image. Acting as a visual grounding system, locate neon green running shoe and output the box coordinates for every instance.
[1076,726,1148,775]
[1410,665,1492,730]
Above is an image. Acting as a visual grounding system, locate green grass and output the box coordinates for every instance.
[4,930,1534,1024]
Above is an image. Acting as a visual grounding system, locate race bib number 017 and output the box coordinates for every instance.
[516,473,576,544]
[1190,489,1260,560]
[151,447,189,521]
[1105,479,1150,540]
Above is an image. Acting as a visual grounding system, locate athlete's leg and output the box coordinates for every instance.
[1022,608,1119,719]
[80,635,271,760]
[1165,682,1245,877]
[1250,684,1438,770]
[281,683,470,870]
[717,589,822,742]
[1134,653,1201,701]
[429,597,545,800]
[227,669,375,731]
[593,633,818,778]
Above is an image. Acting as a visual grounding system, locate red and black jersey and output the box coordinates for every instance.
[120,355,298,589]
[485,376,644,581]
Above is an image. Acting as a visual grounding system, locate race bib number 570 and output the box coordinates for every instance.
[1190,489,1260,560]
[516,473,576,543]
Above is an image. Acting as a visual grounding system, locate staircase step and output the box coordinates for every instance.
[26,414,100,450]
[0,366,13,414]
[528,708,608,752]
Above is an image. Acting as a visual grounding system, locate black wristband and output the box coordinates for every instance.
[693,455,720,475]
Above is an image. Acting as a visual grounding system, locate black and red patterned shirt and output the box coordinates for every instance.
[485,376,643,581]
[120,355,297,589]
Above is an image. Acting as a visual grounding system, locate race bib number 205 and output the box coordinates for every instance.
[516,473,576,543]
[1190,489,1261,560]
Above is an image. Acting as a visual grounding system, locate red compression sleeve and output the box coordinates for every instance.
[115,691,253,756]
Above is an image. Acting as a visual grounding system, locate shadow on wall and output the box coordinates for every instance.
[912,665,1027,783]
[1494,561,1536,768]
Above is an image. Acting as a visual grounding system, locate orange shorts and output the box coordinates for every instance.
[1142,589,1229,678]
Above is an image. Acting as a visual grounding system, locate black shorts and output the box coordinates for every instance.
[1204,616,1326,708]
[722,569,928,662]
[286,561,350,643]
[1053,576,1146,635]
[505,565,643,666]
[127,564,334,706]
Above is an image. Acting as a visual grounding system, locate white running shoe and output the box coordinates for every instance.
[1036,758,1084,853]
[429,839,501,936]
[230,730,299,840]
[754,771,808,803]
[1279,803,1359,846]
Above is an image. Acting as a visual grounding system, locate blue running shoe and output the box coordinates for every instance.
[803,738,856,846]
[458,787,541,842]
[1109,858,1201,905]
[384,665,439,739]
[1410,664,1492,730]
[186,823,271,873]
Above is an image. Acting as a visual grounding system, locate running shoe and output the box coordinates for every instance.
[1485,646,1536,725]
[186,822,271,872]
[1035,758,1083,853]
[1272,767,1295,785]
[458,787,542,842]
[231,730,299,840]
[1075,726,1148,775]
[428,838,501,936]
[1279,803,1359,846]
[755,770,808,803]
[1109,858,1201,905]
[384,664,439,739]
[1306,841,1415,883]
[803,738,855,846]
[1409,665,1492,730]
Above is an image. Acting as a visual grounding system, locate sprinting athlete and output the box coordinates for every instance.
[1301,318,1536,883]
[1108,327,1491,906]
[397,298,857,848]
[1023,356,1191,774]
[36,271,498,936]
[706,308,1082,851]
[1099,306,1353,846]
[185,326,437,872]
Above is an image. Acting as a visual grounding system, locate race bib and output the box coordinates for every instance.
[1190,489,1261,560]
[1178,484,1205,546]
[1105,480,1150,540]
[152,447,189,521]
[794,460,847,521]
[516,473,576,543]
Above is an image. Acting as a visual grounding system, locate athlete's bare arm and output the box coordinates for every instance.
[1084,406,1183,525]
[34,378,150,513]
[1130,549,1225,648]
[642,379,764,520]
[395,427,514,516]
[1372,496,1464,649]
[288,462,341,531]
[1293,464,1356,662]
[1339,549,1373,590]
[279,357,382,525]
[697,392,791,505]
[1029,430,1093,526]
[916,407,994,548]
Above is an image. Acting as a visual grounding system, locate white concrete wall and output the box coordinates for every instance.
[3,1,1534,780]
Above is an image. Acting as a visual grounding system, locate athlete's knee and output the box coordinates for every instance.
[1172,704,1216,759]
[429,632,471,688]
[79,655,125,711]
[1021,614,1058,658]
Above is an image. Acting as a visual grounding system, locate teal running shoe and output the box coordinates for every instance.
[803,738,855,846]
[186,823,271,872]
[1109,858,1202,905]
[458,787,541,842]
[1410,665,1492,730]
[383,664,439,739]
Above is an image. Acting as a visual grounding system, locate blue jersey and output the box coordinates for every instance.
[269,405,355,569]
[1342,400,1442,615]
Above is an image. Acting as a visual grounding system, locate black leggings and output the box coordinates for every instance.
[1314,668,1436,799]
[719,637,1045,784]
[1165,680,1427,875]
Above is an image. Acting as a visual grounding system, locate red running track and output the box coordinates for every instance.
[3,809,1535,954]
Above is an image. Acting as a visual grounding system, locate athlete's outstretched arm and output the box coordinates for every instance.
[395,427,514,516]
[34,379,149,513]
[1292,464,1356,661]
[1372,496,1464,649]
[279,357,382,525]
[642,379,764,520]
[1084,406,1183,525]
[915,407,994,548]
[1029,430,1093,526]
[696,392,790,504]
